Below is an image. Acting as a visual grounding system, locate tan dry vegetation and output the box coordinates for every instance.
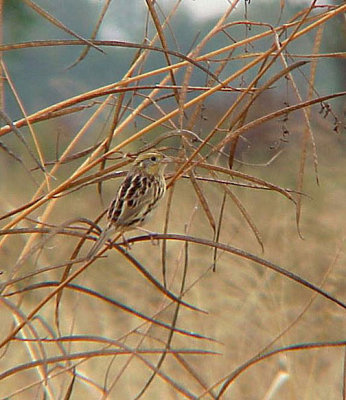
[0,1,345,399]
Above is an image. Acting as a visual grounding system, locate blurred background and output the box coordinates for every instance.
[4,0,345,113]
[0,1,345,399]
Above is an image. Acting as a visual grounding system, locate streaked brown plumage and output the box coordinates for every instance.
[87,152,169,259]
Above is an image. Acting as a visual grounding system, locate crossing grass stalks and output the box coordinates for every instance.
[0,1,345,399]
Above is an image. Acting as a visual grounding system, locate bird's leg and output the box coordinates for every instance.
[119,233,132,250]
[135,226,159,245]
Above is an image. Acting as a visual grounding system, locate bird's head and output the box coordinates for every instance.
[134,152,171,175]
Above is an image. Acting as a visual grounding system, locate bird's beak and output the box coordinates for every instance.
[162,156,173,164]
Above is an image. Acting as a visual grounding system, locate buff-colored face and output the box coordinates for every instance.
[134,152,168,174]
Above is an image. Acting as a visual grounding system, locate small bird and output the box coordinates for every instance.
[87,151,170,259]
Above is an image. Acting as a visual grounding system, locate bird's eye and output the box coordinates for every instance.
[150,156,157,162]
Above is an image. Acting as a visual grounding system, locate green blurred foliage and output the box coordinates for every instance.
[4,0,37,41]
[2,1,345,121]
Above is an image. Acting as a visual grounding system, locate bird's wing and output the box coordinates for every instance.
[108,173,156,228]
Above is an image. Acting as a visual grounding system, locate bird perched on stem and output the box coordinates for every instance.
[87,151,170,259]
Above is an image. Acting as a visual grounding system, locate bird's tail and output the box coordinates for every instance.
[87,225,114,260]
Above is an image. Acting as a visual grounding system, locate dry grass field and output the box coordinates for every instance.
[0,1,345,399]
